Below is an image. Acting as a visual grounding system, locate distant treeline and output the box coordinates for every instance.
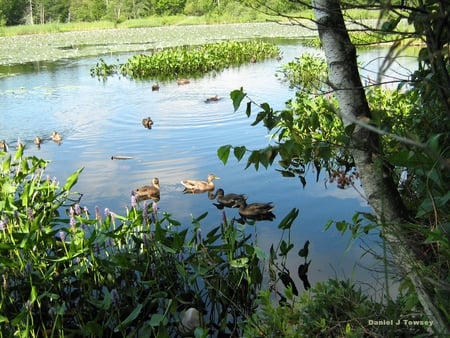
[0,0,304,26]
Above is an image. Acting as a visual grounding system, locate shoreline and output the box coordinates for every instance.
[0,22,316,66]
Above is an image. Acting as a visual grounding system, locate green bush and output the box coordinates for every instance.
[242,279,429,337]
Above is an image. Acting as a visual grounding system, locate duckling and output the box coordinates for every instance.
[142,117,154,129]
[177,78,190,85]
[233,198,275,220]
[152,83,160,91]
[134,178,160,202]
[0,139,8,152]
[34,136,43,147]
[210,188,247,209]
[181,174,219,192]
[51,131,62,143]
[205,95,221,103]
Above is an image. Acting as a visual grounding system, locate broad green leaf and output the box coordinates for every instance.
[233,146,246,161]
[115,303,143,331]
[63,167,84,191]
[278,208,299,230]
[260,102,271,113]
[149,313,166,327]
[230,89,247,112]
[1,154,11,173]
[253,246,268,260]
[279,240,294,256]
[251,111,267,126]
[217,145,231,164]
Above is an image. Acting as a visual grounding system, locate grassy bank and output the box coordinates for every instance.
[0,8,382,37]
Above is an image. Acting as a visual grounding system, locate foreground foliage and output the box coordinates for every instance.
[0,149,267,337]
[0,149,430,337]
[90,40,281,80]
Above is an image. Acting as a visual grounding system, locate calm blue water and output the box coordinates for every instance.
[0,40,416,294]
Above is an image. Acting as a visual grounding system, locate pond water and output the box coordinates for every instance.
[0,38,416,294]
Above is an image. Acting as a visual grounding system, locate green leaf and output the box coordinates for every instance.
[246,151,260,170]
[217,145,231,164]
[1,154,11,173]
[278,208,299,230]
[253,246,268,260]
[230,89,247,112]
[246,101,252,117]
[279,240,294,256]
[193,212,208,222]
[251,111,267,126]
[63,167,84,191]
[381,17,401,32]
[149,313,166,327]
[233,146,246,161]
[115,303,143,331]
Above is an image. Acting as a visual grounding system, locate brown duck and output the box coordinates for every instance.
[134,177,160,201]
[142,117,154,129]
[181,174,219,192]
[233,199,275,219]
[210,188,247,209]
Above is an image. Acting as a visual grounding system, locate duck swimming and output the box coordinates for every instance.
[152,83,160,91]
[177,78,190,85]
[142,117,154,129]
[205,95,221,103]
[0,140,8,152]
[210,188,247,209]
[134,177,160,201]
[233,199,275,220]
[34,136,42,147]
[51,131,62,143]
[181,174,219,192]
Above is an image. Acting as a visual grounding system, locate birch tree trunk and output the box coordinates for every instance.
[312,0,449,334]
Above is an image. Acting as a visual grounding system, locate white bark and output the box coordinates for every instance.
[312,0,449,334]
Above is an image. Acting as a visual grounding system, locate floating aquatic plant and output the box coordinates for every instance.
[91,40,281,80]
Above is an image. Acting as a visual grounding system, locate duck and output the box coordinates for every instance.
[177,78,190,85]
[205,95,221,103]
[210,188,247,209]
[181,174,219,192]
[233,198,275,220]
[134,177,160,201]
[151,83,160,91]
[34,136,43,147]
[142,117,154,129]
[0,139,8,152]
[51,131,62,143]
